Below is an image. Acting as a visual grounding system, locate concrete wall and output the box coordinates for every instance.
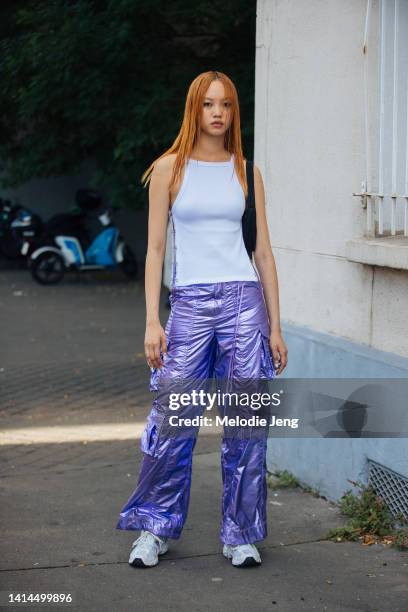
[255,0,408,358]
[255,0,408,498]
[271,320,408,501]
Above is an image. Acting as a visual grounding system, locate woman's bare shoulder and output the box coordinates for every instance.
[253,163,265,182]
[153,153,177,175]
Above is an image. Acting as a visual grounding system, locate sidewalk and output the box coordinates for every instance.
[1,269,407,611]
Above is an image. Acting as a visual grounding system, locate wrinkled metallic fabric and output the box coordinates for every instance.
[116,279,276,545]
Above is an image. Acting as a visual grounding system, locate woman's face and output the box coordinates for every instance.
[200,79,232,137]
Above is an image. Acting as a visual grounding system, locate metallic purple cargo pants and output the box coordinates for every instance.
[116,280,276,545]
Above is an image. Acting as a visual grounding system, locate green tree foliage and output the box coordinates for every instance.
[0,0,256,208]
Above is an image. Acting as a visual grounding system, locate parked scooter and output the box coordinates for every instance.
[26,189,138,285]
[0,198,42,260]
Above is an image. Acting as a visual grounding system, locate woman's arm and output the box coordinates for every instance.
[252,163,288,375]
[144,155,175,370]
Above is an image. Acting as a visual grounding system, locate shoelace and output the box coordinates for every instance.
[132,531,161,546]
[231,543,258,556]
[132,531,163,548]
[230,544,261,566]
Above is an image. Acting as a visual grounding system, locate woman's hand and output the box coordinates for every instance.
[145,321,167,369]
[269,330,288,376]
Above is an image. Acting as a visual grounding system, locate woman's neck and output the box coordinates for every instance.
[191,138,230,162]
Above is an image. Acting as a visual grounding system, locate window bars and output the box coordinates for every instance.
[354,0,408,238]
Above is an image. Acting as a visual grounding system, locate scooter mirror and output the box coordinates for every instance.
[98,210,112,226]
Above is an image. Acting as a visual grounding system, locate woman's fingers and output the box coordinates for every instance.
[145,336,168,369]
[277,341,288,374]
[145,343,154,368]
[271,338,288,375]
[161,334,167,357]
[272,346,281,370]
[145,341,160,369]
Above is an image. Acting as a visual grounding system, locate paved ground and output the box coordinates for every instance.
[1,268,407,611]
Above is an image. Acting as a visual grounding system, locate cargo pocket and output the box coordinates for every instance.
[259,324,276,379]
[140,409,165,457]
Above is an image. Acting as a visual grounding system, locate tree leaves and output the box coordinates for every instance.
[0,0,255,208]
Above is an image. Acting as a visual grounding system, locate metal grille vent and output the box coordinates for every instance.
[368,459,408,521]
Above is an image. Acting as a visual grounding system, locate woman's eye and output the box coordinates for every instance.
[203,101,231,109]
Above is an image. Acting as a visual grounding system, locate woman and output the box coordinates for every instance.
[116,70,288,568]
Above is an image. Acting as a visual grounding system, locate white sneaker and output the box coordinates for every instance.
[223,543,262,567]
[128,530,169,568]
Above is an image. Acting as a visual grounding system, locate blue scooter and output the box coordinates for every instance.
[27,190,137,285]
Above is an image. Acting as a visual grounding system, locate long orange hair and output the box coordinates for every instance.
[141,70,248,199]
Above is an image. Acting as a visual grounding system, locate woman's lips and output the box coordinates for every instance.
[211,123,224,127]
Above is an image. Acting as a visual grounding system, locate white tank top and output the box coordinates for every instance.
[168,153,259,287]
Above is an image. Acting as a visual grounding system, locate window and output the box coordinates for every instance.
[356,0,408,238]
[347,0,408,270]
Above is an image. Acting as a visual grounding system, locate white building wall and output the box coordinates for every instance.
[256,0,408,501]
[255,0,408,358]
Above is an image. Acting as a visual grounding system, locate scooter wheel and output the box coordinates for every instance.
[30,251,65,285]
